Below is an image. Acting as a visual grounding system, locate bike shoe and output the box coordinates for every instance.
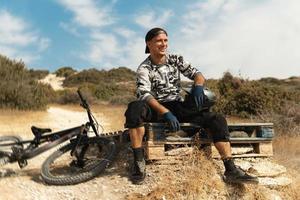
[130,159,146,185]
[224,167,259,184]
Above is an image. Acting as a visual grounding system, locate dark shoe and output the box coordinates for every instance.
[130,159,146,185]
[224,167,259,184]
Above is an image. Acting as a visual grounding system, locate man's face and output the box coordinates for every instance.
[147,33,168,56]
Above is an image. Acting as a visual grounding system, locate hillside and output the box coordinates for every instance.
[1,54,299,116]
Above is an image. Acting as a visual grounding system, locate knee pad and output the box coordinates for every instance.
[207,114,230,142]
[124,101,151,128]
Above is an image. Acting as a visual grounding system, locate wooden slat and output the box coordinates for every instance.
[230,138,272,143]
[231,153,273,158]
[145,122,273,128]
[148,137,272,144]
[228,122,273,127]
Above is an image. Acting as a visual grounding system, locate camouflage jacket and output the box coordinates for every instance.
[136,53,201,102]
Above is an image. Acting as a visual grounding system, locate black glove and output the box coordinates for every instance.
[163,112,180,132]
[192,85,205,111]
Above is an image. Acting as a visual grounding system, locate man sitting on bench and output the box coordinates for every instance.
[124,27,258,185]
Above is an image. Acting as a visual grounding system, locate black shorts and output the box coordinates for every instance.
[124,97,230,143]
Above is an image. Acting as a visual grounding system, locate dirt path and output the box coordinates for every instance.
[0,105,299,200]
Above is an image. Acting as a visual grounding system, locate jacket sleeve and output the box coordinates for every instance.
[136,66,154,101]
[173,54,201,80]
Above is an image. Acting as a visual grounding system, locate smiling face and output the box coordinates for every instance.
[146,33,168,57]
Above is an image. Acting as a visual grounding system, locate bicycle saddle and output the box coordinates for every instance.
[31,126,52,137]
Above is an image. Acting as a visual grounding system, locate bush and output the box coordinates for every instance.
[60,67,136,104]
[63,67,135,87]
[213,72,293,117]
[107,67,136,82]
[55,66,77,78]
[28,69,49,80]
[0,54,54,110]
[63,68,104,87]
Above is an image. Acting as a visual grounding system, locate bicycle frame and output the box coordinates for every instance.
[0,125,88,167]
[22,125,85,160]
[0,89,100,168]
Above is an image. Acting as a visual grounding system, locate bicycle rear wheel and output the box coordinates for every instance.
[0,136,22,166]
[41,137,117,185]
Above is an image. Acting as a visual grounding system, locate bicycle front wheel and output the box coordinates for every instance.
[0,136,22,166]
[41,137,117,185]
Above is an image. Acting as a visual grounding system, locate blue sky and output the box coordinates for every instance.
[0,0,299,79]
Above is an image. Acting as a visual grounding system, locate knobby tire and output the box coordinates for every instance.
[0,136,22,166]
[41,137,116,185]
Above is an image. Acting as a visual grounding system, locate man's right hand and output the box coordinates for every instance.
[163,112,180,132]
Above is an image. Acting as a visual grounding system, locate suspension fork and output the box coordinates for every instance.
[70,126,90,167]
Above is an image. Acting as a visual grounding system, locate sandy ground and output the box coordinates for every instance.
[39,74,65,91]
[0,105,299,200]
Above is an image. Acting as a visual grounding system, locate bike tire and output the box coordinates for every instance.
[0,136,22,166]
[41,137,117,185]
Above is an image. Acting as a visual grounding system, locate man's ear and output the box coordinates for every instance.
[146,41,151,48]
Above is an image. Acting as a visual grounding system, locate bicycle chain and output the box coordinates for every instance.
[98,130,125,138]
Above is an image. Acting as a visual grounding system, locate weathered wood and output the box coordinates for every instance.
[254,142,273,155]
[145,141,165,160]
[143,122,274,160]
[230,138,272,143]
[211,141,273,158]
[228,123,274,126]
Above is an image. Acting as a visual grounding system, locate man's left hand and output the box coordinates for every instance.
[192,85,205,111]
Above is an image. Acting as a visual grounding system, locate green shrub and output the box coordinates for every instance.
[28,69,49,80]
[54,89,81,104]
[55,66,77,78]
[63,67,135,87]
[213,72,293,117]
[63,68,104,87]
[107,67,136,82]
[60,67,136,104]
[0,54,54,110]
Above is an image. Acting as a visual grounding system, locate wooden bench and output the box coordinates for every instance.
[144,122,274,160]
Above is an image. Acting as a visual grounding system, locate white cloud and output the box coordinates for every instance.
[114,27,135,38]
[135,9,173,29]
[83,30,145,69]
[59,0,114,28]
[81,7,174,68]
[173,0,300,79]
[38,38,51,52]
[86,31,121,63]
[0,10,36,46]
[0,10,50,64]
[58,0,126,67]
[59,22,80,36]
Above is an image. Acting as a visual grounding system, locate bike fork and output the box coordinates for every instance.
[70,136,89,168]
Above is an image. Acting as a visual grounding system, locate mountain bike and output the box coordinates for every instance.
[0,90,118,185]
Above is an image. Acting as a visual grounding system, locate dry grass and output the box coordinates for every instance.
[273,135,300,200]
[127,149,228,200]
[126,111,300,199]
